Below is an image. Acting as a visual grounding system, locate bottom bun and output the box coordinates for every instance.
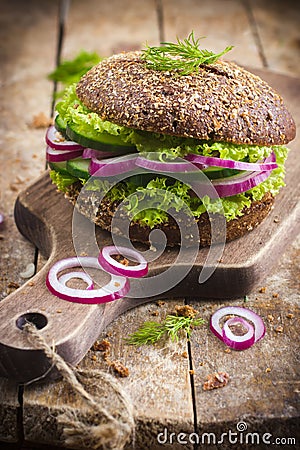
[65,183,274,247]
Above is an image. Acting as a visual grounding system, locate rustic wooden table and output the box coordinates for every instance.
[0,0,299,449]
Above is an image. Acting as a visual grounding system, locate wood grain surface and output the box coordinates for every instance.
[0,0,299,448]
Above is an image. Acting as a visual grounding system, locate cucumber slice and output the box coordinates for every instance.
[66,158,91,180]
[146,167,242,182]
[66,123,136,152]
[127,173,154,187]
[202,167,241,179]
[54,115,67,136]
[48,161,69,175]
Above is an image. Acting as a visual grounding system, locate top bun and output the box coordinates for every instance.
[76,51,296,146]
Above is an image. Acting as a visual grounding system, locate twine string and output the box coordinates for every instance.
[23,322,134,450]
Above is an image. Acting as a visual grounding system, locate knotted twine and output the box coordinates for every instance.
[24,322,135,450]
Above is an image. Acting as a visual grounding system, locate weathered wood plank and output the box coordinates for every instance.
[162,0,263,68]
[250,0,300,76]
[0,379,20,443]
[0,0,58,300]
[23,301,194,449]
[0,0,58,445]
[62,0,160,59]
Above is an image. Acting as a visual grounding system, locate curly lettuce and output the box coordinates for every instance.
[49,170,77,192]
[56,84,135,144]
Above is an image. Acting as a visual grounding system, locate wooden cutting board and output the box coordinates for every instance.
[0,69,299,383]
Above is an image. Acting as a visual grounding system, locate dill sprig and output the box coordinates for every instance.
[125,321,165,345]
[125,310,205,345]
[141,32,233,75]
[164,315,205,340]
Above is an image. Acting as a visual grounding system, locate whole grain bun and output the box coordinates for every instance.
[76,51,295,146]
[65,183,274,247]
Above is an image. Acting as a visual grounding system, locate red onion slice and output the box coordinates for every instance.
[58,271,94,291]
[210,306,266,350]
[46,145,83,162]
[82,148,121,160]
[46,125,84,151]
[211,169,272,197]
[135,155,197,173]
[46,256,130,304]
[89,155,137,177]
[222,316,255,350]
[190,151,276,197]
[185,151,277,171]
[98,246,148,278]
[82,147,134,160]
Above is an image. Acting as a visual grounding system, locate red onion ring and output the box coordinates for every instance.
[210,306,265,350]
[58,271,94,291]
[98,246,148,278]
[222,316,255,350]
[46,256,130,304]
[135,155,197,173]
[185,151,278,171]
[46,145,83,162]
[46,125,84,151]
[82,148,133,160]
[89,155,137,177]
[211,169,272,197]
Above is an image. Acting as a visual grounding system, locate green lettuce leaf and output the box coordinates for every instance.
[248,145,288,200]
[50,145,288,227]
[49,170,77,192]
[48,51,102,85]
[56,84,135,143]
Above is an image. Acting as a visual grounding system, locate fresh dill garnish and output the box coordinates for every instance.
[125,321,166,345]
[141,31,233,75]
[125,307,205,345]
[163,315,205,340]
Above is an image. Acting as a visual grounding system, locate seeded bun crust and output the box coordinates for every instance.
[76,51,295,146]
[65,183,274,247]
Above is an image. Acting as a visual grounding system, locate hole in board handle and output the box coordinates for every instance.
[16,312,48,330]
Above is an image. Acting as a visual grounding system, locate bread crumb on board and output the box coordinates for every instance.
[92,339,111,360]
[110,360,130,378]
[30,112,53,128]
[174,304,198,318]
[92,339,130,377]
[156,300,165,307]
[203,371,230,391]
